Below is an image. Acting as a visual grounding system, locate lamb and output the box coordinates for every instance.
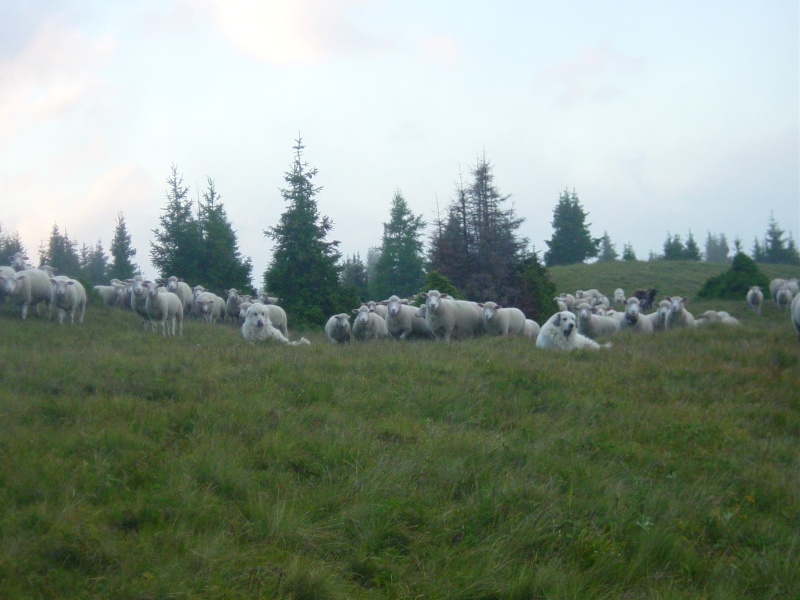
[775,284,794,310]
[617,297,654,334]
[536,311,609,351]
[381,295,433,340]
[576,302,619,339]
[0,268,53,319]
[746,285,764,316]
[49,277,86,324]
[367,300,388,319]
[242,303,309,345]
[664,296,695,330]
[325,313,352,344]
[145,284,184,336]
[421,290,483,342]
[166,276,194,314]
[193,291,225,323]
[478,301,527,337]
[351,304,389,340]
[791,293,800,341]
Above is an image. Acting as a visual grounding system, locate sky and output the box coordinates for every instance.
[1,0,798,285]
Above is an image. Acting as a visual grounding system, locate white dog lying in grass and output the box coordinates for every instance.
[536,310,610,351]
[241,304,310,346]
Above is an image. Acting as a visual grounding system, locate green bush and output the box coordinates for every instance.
[696,252,770,300]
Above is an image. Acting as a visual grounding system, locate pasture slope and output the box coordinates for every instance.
[0,261,798,599]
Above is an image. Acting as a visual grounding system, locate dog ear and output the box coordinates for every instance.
[554,313,561,326]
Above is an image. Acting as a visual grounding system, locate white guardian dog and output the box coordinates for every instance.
[241,304,310,346]
[536,311,610,351]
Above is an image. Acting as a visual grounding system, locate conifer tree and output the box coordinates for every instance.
[683,231,701,261]
[597,231,618,262]
[39,223,81,275]
[80,239,109,284]
[198,177,253,291]
[756,214,800,264]
[704,232,730,263]
[263,138,344,326]
[662,232,684,260]
[340,253,370,303]
[622,242,637,261]
[0,225,25,259]
[107,212,140,280]
[544,189,599,266]
[373,190,426,299]
[150,164,204,282]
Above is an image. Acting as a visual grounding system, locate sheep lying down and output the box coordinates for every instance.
[242,304,309,346]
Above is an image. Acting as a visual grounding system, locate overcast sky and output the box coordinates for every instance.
[2,0,798,284]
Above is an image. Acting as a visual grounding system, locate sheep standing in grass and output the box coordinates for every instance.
[643,299,671,332]
[166,276,194,314]
[325,313,352,344]
[225,288,245,324]
[613,288,626,306]
[352,304,389,340]
[242,304,309,345]
[129,277,152,329]
[9,252,30,272]
[576,302,618,339]
[367,300,388,319]
[478,301,527,337]
[775,284,793,310]
[524,319,540,341]
[536,311,608,351]
[769,278,788,304]
[421,290,483,342]
[664,296,695,330]
[50,278,86,324]
[381,295,432,340]
[746,286,764,316]
[94,281,126,307]
[193,291,225,323]
[0,268,53,319]
[791,293,800,341]
[617,297,654,334]
[145,284,184,336]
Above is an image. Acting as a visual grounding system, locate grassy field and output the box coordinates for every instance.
[0,262,798,598]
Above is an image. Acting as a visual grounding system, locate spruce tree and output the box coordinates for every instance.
[198,177,253,291]
[263,138,344,326]
[597,231,618,262]
[622,242,637,261]
[340,253,370,303]
[758,214,800,264]
[40,223,81,275]
[662,232,684,260]
[510,249,558,324]
[544,189,599,266]
[373,190,426,299]
[704,232,730,263]
[107,212,140,280]
[0,225,25,259]
[150,164,204,282]
[683,231,701,261]
[81,239,109,284]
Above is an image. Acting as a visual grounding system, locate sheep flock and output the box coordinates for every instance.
[2,252,799,348]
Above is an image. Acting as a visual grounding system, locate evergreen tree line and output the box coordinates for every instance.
[2,141,798,326]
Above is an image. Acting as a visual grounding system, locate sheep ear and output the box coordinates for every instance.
[352,309,358,314]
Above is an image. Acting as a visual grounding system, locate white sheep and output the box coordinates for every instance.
[129,277,152,329]
[237,301,253,325]
[613,288,626,306]
[617,297,654,334]
[256,290,280,305]
[421,290,483,342]
[536,311,609,351]
[746,285,764,316]
[49,278,86,324]
[145,284,183,336]
[791,293,800,341]
[787,278,800,297]
[478,301,527,337]
[664,296,695,330]
[643,299,671,332]
[769,278,788,303]
[193,291,225,323]
[367,300,388,319]
[524,319,540,341]
[696,310,740,326]
[9,252,30,272]
[351,304,390,340]
[242,304,309,345]
[166,276,194,314]
[576,302,619,339]
[775,284,794,310]
[0,268,53,319]
[325,313,352,344]
[381,295,432,340]
[225,288,244,324]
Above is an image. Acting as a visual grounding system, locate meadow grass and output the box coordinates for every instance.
[0,271,798,598]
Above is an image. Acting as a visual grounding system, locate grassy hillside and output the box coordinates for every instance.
[548,259,800,300]
[0,267,798,598]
